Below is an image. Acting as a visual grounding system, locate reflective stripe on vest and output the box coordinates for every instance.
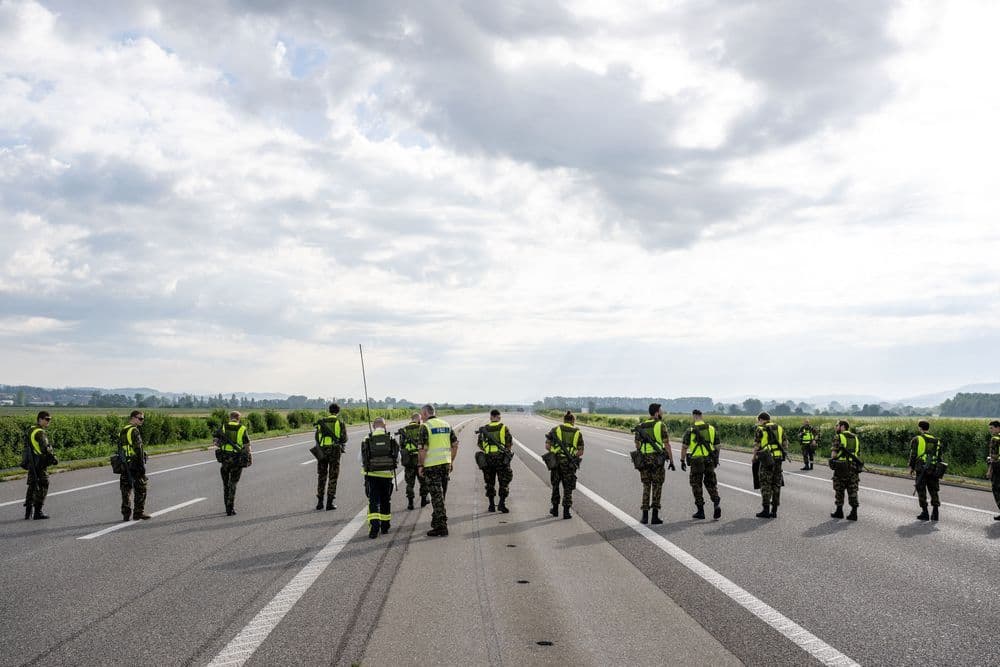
[221,421,247,452]
[916,434,939,463]
[689,422,715,458]
[636,419,665,454]
[423,418,453,468]
[29,427,44,455]
[480,423,507,454]
[835,432,860,461]
[316,416,343,446]
[552,425,581,456]
[758,423,785,459]
[119,425,138,459]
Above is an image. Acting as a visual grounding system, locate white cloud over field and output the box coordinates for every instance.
[1,0,998,403]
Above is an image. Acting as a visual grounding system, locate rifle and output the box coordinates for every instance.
[632,422,667,467]
[360,343,395,491]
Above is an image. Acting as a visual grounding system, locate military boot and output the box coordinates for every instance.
[550,503,559,517]
[846,506,858,521]
[24,504,31,520]
[916,507,929,521]
[800,463,810,471]
[498,495,509,513]
[316,496,324,511]
[381,521,390,534]
[563,507,572,519]
[640,509,649,524]
[420,495,429,507]
[426,526,449,537]
[122,510,132,522]
[651,509,663,524]
[755,504,771,518]
[831,505,844,519]
[770,504,778,518]
[133,512,152,520]
[487,497,496,512]
[713,500,721,519]
[32,505,49,520]
[326,498,336,511]
[994,514,1000,521]
[931,506,939,521]
[692,505,706,520]
[407,497,415,510]
[369,521,380,539]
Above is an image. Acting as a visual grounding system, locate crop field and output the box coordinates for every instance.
[539,411,994,478]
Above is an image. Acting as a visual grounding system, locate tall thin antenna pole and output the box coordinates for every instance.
[359,344,373,433]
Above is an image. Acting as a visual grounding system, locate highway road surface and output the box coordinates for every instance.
[2,413,998,666]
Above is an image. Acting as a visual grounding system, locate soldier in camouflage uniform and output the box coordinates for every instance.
[417,404,459,537]
[477,409,514,513]
[23,411,54,520]
[118,411,151,521]
[988,420,1000,521]
[752,412,787,518]
[216,411,252,516]
[545,411,585,519]
[397,412,427,510]
[909,420,943,521]
[633,403,674,524]
[679,409,721,520]
[314,403,347,511]
[798,419,819,470]
[829,420,860,521]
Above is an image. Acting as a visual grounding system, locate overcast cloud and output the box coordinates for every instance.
[1,0,999,403]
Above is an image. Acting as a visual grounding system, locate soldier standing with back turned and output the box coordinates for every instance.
[909,420,944,522]
[988,420,1000,521]
[477,409,514,513]
[23,411,54,520]
[633,403,674,525]
[752,412,787,519]
[829,420,860,521]
[679,409,721,520]
[545,411,585,519]
[361,417,398,539]
[397,412,427,510]
[216,411,252,516]
[417,404,458,537]
[314,403,347,511]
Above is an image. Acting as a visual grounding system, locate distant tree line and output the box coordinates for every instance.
[939,393,1000,418]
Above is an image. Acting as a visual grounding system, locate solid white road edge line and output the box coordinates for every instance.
[585,426,994,516]
[516,439,859,667]
[77,497,206,540]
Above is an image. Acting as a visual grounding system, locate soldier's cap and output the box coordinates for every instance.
[691,409,703,416]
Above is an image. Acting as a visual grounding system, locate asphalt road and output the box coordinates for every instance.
[2,413,997,666]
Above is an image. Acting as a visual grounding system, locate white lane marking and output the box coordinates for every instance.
[300,459,316,466]
[207,508,369,666]
[606,449,628,457]
[77,497,205,540]
[606,449,757,496]
[515,439,859,667]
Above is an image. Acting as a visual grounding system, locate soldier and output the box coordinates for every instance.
[361,417,398,539]
[397,412,427,510]
[119,410,151,521]
[679,409,721,520]
[909,420,944,521]
[314,403,347,511]
[633,403,675,524]
[216,411,252,516]
[23,411,54,520]
[798,419,819,470]
[545,411,585,520]
[987,420,1000,521]
[829,420,860,521]
[477,409,514,513]
[752,412,787,518]
[417,404,458,537]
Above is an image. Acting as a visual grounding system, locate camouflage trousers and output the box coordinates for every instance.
[25,467,50,509]
[759,463,783,507]
[550,459,578,508]
[316,451,342,500]
[801,444,816,464]
[423,464,450,530]
[220,458,244,510]
[366,476,393,527]
[914,465,940,508]
[120,466,148,516]
[403,464,426,501]
[833,471,860,508]
[688,458,719,506]
[992,464,1000,510]
[639,457,666,510]
[483,461,513,499]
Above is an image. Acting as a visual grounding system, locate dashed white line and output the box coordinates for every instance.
[515,438,859,667]
[605,449,758,496]
[77,497,206,540]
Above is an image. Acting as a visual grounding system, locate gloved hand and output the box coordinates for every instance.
[681,461,687,472]
[667,461,676,471]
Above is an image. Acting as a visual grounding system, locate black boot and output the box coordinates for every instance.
[800,463,810,471]
[994,514,1000,521]
[831,505,844,519]
[550,503,559,517]
[640,509,649,524]
[407,497,415,510]
[381,521,390,534]
[32,505,49,520]
[498,496,509,513]
[770,504,778,518]
[917,507,929,521]
[651,509,663,524]
[420,495,429,507]
[692,505,705,520]
[316,497,324,511]
[713,500,721,519]
[563,507,572,519]
[24,504,31,520]
[369,521,380,539]
[846,506,857,521]
[756,504,771,518]
[122,510,131,522]
[326,498,336,511]
[487,497,496,512]
[931,506,939,521]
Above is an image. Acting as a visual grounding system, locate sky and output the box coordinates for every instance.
[2,0,999,404]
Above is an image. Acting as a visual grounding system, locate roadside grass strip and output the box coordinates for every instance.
[78,498,206,540]
[517,439,860,667]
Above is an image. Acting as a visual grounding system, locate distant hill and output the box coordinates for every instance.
[895,382,1000,407]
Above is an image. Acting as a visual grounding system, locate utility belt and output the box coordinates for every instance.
[216,448,250,467]
[22,449,58,471]
[111,450,145,475]
[475,449,513,470]
[757,448,783,467]
[310,443,345,463]
[829,458,862,475]
[400,448,419,468]
[630,449,665,470]
[543,450,579,471]
[686,455,716,472]
[917,460,947,479]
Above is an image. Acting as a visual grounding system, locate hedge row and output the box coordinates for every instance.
[539,411,995,478]
[0,407,415,469]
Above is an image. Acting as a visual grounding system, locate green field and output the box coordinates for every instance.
[539,410,994,478]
